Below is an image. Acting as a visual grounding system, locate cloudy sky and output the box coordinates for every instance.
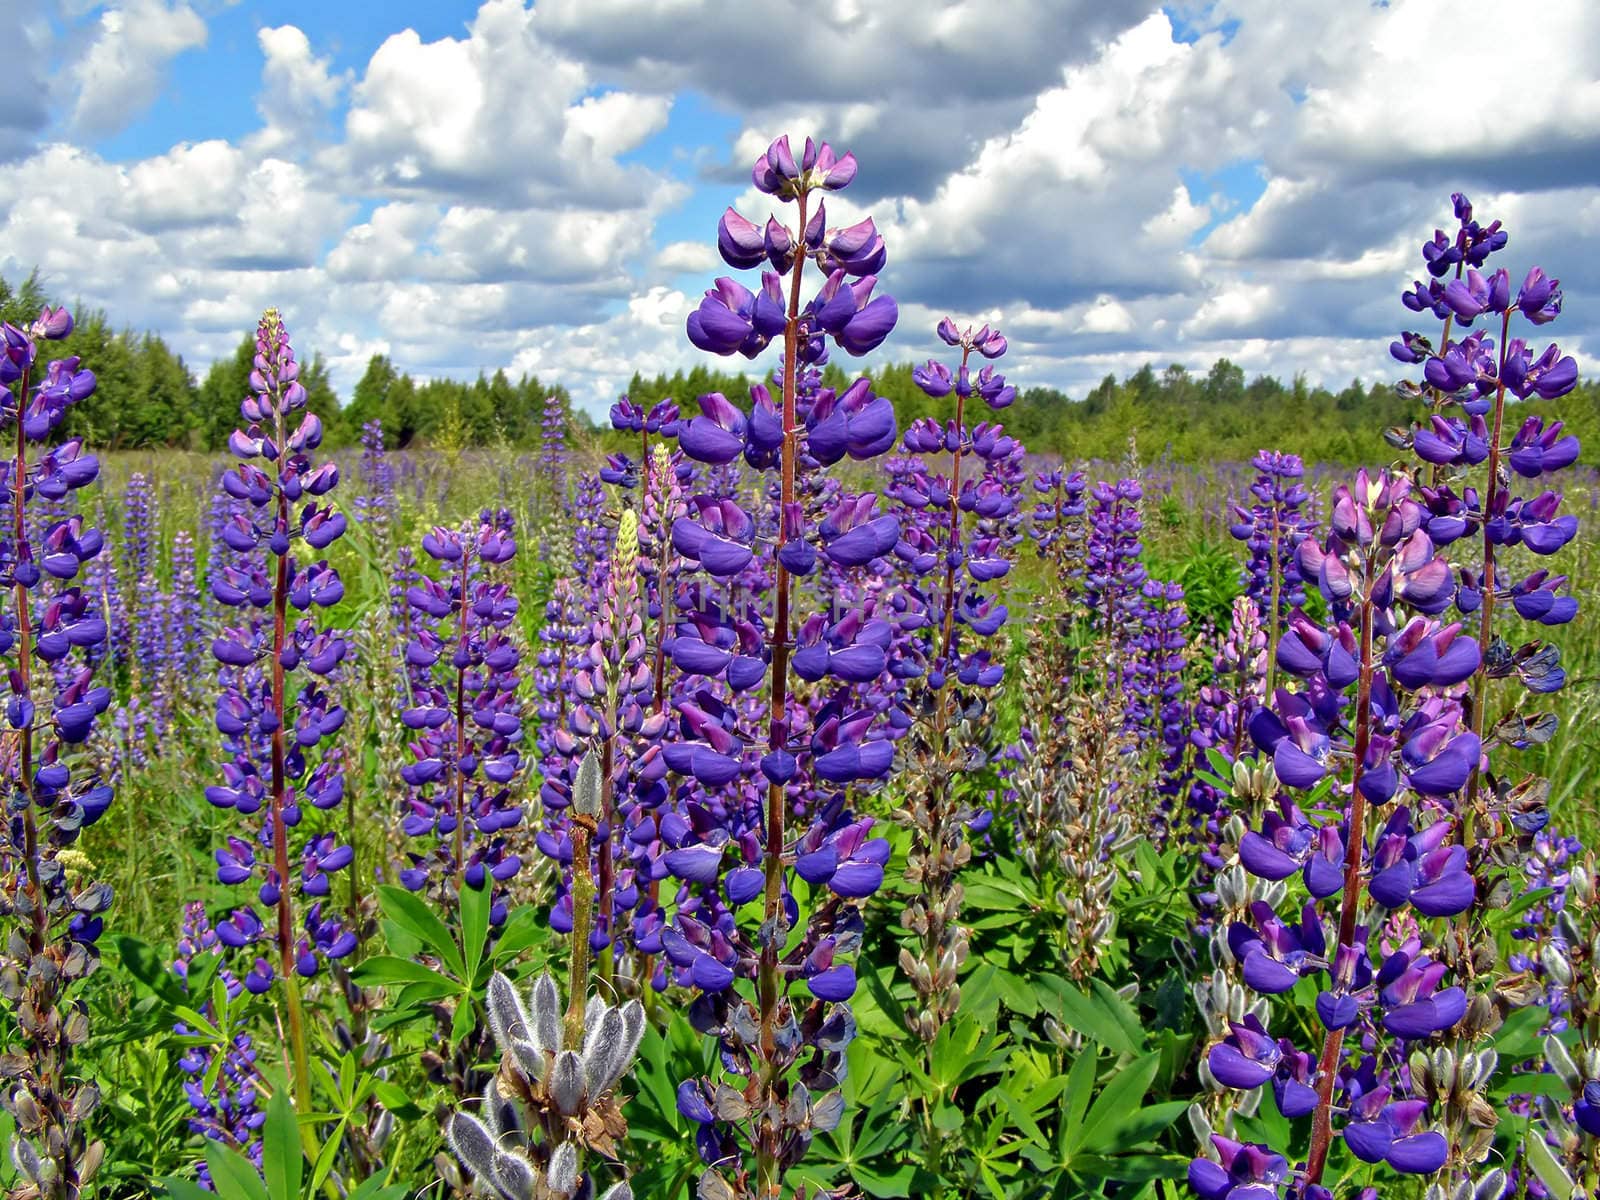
[2,0,1596,415]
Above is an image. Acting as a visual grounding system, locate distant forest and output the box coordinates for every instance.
[5,271,1595,466]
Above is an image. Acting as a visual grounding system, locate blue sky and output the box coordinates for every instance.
[1,1,1594,414]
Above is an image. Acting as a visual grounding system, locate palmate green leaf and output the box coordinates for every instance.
[375,885,464,977]
[310,1116,349,1193]
[1074,1053,1160,1155]
[1088,1100,1189,1154]
[262,1088,302,1200]
[991,968,1039,1018]
[1492,1072,1571,1101]
[1037,978,1140,1056]
[171,1005,223,1040]
[1056,1050,1097,1158]
[1069,1152,1188,1184]
[160,1179,215,1200]
[961,878,1034,909]
[992,1085,1050,1149]
[849,1160,916,1198]
[956,962,1001,1030]
[371,1078,427,1121]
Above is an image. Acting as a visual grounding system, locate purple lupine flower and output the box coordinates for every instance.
[889,320,1026,694]
[0,306,116,1188]
[122,471,156,604]
[1229,450,1313,629]
[1128,577,1188,783]
[1199,469,1477,1199]
[540,389,571,515]
[205,312,353,1036]
[668,137,898,1199]
[398,513,524,921]
[1394,199,1584,1194]
[1082,477,1148,673]
[354,418,397,557]
[1187,1137,1290,1200]
[172,903,266,1184]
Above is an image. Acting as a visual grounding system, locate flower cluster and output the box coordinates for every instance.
[204,310,352,1116]
[1027,466,1087,592]
[1393,194,1585,1197]
[664,135,902,1200]
[172,903,265,1184]
[1084,477,1148,653]
[891,318,1022,691]
[1194,470,1483,1196]
[1394,194,1580,858]
[398,512,525,918]
[1229,450,1313,650]
[354,418,397,557]
[0,306,117,1195]
[884,318,1025,1085]
[540,390,571,515]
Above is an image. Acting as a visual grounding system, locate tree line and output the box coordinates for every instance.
[5,272,1593,465]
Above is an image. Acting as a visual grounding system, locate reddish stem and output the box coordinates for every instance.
[1304,567,1376,1186]
[755,189,809,1197]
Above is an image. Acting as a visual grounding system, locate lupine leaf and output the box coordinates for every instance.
[460,877,491,981]
[262,1088,302,1200]
[489,905,543,963]
[310,1116,349,1193]
[204,1141,270,1200]
[1059,1051,1097,1153]
[1075,1053,1159,1154]
[375,885,465,977]
[351,955,448,987]
[1492,1072,1571,1101]
[1037,979,1139,1055]
[160,1179,215,1200]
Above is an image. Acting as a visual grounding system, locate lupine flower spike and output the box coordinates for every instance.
[0,305,115,1197]
[206,310,353,1115]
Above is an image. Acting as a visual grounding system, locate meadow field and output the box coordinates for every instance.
[1,155,1596,1200]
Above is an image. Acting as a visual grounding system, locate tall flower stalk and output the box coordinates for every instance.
[1193,470,1485,1199]
[447,767,639,1200]
[887,319,1023,1185]
[0,306,115,1197]
[205,310,353,1116]
[1393,192,1581,1194]
[668,134,898,1200]
[397,511,525,921]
